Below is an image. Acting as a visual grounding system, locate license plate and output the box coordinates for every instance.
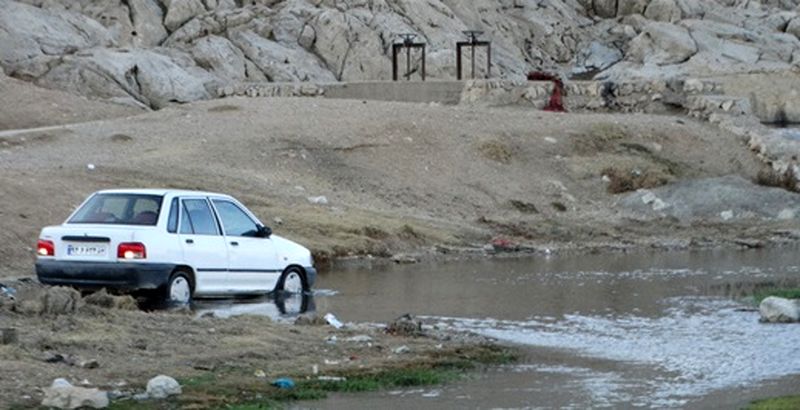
[66,244,108,257]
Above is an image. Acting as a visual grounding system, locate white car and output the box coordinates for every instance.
[35,189,316,304]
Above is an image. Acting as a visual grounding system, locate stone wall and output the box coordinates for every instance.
[457,78,727,115]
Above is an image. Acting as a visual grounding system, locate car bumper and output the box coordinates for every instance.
[36,259,175,291]
[304,266,317,288]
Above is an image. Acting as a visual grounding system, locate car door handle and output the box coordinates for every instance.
[185,239,194,244]
[230,241,239,246]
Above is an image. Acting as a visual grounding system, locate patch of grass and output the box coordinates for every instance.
[602,167,671,194]
[747,395,800,410]
[755,167,799,193]
[571,123,628,154]
[110,345,519,409]
[208,105,242,113]
[478,140,513,164]
[753,288,800,304]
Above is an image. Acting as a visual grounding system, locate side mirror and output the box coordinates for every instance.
[257,225,272,238]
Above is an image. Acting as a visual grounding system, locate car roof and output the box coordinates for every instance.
[96,188,232,198]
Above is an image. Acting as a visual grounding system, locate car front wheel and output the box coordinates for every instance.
[276,267,307,295]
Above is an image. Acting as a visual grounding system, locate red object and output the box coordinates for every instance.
[37,239,55,256]
[527,71,566,112]
[118,242,147,259]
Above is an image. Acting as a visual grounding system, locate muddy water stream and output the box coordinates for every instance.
[299,247,800,409]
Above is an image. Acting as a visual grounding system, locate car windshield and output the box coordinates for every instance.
[68,193,163,226]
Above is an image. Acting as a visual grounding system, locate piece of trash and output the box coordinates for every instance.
[345,335,373,343]
[317,376,346,382]
[325,335,338,345]
[86,164,95,170]
[392,345,411,354]
[324,313,343,329]
[271,378,295,389]
[307,196,329,205]
[0,284,16,300]
[324,359,340,365]
[254,370,266,378]
[422,390,441,398]
[312,364,319,375]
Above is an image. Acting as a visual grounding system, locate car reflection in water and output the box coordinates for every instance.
[191,292,315,321]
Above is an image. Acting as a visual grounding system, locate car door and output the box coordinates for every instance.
[210,198,281,293]
[177,197,229,295]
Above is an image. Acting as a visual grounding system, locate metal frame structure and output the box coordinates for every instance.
[392,33,426,81]
[456,30,491,80]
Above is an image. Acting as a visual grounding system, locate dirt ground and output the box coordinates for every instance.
[0,282,499,408]
[0,96,795,279]
[1,91,800,408]
[0,71,143,131]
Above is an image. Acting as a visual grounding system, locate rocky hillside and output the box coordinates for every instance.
[2,0,800,109]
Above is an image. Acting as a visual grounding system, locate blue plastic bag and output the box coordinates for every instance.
[271,378,295,389]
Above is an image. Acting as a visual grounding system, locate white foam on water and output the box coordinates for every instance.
[431,297,800,407]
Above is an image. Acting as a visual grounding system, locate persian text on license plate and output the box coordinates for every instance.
[66,244,108,257]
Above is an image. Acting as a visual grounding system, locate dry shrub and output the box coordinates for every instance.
[362,226,389,239]
[398,224,423,241]
[509,200,539,214]
[109,133,133,143]
[208,105,241,113]
[84,288,138,310]
[478,140,513,164]
[602,167,671,194]
[755,167,799,193]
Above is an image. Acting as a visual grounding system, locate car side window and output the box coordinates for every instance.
[213,200,259,237]
[181,199,219,235]
[167,198,179,234]
[179,201,193,234]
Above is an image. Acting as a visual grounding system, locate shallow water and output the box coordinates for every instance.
[303,247,800,408]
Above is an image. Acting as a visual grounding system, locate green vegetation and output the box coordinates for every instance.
[747,395,800,409]
[106,345,517,410]
[753,288,800,304]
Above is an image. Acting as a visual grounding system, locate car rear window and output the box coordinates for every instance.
[68,194,163,226]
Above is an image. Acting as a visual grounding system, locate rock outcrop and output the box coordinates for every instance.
[1,0,800,107]
[619,175,800,222]
[41,379,109,409]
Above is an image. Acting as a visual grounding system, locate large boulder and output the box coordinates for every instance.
[617,0,649,16]
[572,41,623,75]
[627,21,698,66]
[228,28,336,82]
[190,35,247,82]
[163,0,207,32]
[37,48,210,109]
[0,0,113,71]
[644,0,682,22]
[759,296,800,323]
[129,0,169,47]
[146,375,182,399]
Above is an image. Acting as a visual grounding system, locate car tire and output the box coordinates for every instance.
[275,267,308,295]
[164,271,193,305]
